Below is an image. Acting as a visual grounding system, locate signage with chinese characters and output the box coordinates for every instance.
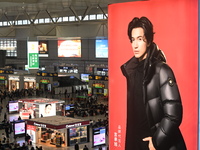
[0,76,5,80]
[37,72,58,77]
[89,75,108,81]
[40,79,50,84]
[66,123,82,128]
[28,41,39,69]
[0,69,14,74]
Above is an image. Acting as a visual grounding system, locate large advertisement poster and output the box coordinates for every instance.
[39,103,56,117]
[108,0,198,150]
[27,41,39,69]
[95,39,108,58]
[27,125,36,143]
[38,40,48,57]
[58,40,81,57]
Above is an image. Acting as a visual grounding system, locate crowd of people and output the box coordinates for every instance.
[0,89,35,102]
[0,87,108,150]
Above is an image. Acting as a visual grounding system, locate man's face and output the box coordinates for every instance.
[131,27,148,61]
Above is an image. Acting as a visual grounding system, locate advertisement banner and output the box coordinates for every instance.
[28,41,39,69]
[58,40,81,57]
[95,39,108,58]
[108,0,198,150]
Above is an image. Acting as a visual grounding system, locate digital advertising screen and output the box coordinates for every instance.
[14,121,26,136]
[95,39,108,58]
[39,103,56,117]
[65,104,74,117]
[58,40,81,57]
[9,113,19,122]
[108,0,198,150]
[38,40,48,57]
[93,127,106,147]
[9,101,19,113]
[81,74,90,82]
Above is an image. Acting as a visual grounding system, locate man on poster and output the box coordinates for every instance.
[121,17,186,150]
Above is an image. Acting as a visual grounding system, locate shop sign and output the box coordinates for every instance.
[0,69,14,74]
[33,122,46,128]
[40,79,50,84]
[37,72,58,77]
[24,77,36,81]
[66,123,82,128]
[0,76,6,80]
[9,76,19,80]
[89,75,108,81]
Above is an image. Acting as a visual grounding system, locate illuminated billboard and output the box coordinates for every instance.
[39,103,56,117]
[58,40,81,57]
[38,40,48,57]
[27,41,39,69]
[95,39,108,58]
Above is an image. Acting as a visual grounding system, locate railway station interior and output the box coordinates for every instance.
[0,0,198,150]
[0,0,135,149]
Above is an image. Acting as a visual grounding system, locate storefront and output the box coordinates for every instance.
[0,75,7,90]
[89,75,108,96]
[8,75,20,91]
[24,76,36,89]
[25,116,90,147]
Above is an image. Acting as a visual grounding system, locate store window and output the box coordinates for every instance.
[69,126,88,145]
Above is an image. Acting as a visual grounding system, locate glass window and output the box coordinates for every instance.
[83,15,89,21]
[57,17,62,22]
[52,18,57,23]
[45,18,50,23]
[18,20,23,25]
[3,21,8,26]
[97,14,104,20]
[89,14,96,20]
[104,14,108,19]
[69,16,75,21]
[34,19,39,24]
[23,20,28,25]
[63,17,68,22]
[39,18,44,24]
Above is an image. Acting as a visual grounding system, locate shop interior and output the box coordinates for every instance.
[26,116,90,147]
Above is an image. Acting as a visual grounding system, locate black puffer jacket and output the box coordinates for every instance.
[121,43,186,150]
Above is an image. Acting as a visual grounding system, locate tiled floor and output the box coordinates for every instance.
[0,93,109,150]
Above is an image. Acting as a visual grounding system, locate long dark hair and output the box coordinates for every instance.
[128,16,154,45]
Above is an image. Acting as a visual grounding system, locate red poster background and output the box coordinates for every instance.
[108,0,198,150]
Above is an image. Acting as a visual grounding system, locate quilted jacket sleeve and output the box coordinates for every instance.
[152,63,183,149]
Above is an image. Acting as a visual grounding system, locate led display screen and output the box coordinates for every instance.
[58,40,81,57]
[95,39,108,58]
[9,101,19,113]
[93,127,106,147]
[14,122,26,136]
[38,40,48,57]
[9,114,19,122]
[81,74,90,82]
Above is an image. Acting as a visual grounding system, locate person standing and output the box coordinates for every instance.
[121,16,186,150]
[74,142,79,150]
[83,145,89,150]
